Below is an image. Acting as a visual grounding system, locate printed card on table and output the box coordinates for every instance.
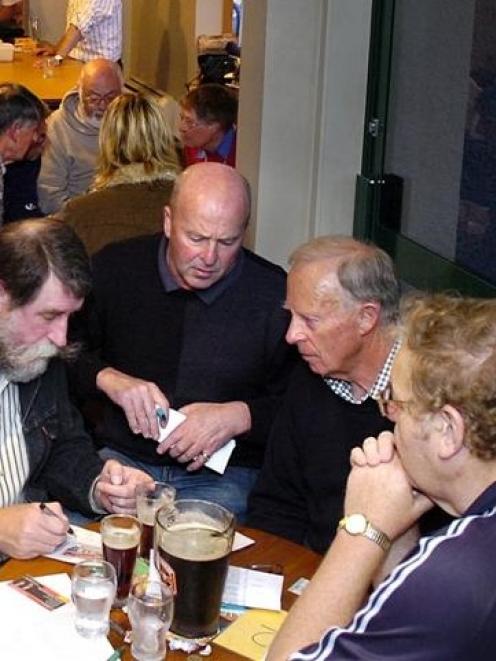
[215,609,287,661]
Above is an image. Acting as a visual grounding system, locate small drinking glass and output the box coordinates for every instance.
[71,560,117,638]
[136,482,176,560]
[101,513,141,607]
[42,56,56,78]
[128,578,174,661]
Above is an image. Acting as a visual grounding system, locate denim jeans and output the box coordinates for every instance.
[98,447,259,523]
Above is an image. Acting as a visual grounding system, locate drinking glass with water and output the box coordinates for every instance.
[128,577,174,661]
[71,560,117,638]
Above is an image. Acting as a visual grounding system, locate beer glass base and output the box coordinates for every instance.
[167,629,218,646]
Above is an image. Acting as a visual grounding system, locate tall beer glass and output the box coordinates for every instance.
[136,481,176,560]
[101,514,140,607]
[155,499,234,639]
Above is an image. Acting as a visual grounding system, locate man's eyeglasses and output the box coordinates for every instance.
[83,91,119,106]
[375,384,411,418]
[178,112,207,131]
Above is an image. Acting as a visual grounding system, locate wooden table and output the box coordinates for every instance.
[0,51,82,106]
[0,526,321,660]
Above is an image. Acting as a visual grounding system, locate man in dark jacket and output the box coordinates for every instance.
[69,162,296,520]
[0,218,153,560]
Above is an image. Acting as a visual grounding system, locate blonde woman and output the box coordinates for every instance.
[59,92,180,255]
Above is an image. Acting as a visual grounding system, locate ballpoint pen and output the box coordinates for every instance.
[39,502,75,535]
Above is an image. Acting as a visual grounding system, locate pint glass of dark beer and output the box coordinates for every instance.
[136,482,176,560]
[155,499,235,639]
[101,514,141,607]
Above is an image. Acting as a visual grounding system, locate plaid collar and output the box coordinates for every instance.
[325,339,401,405]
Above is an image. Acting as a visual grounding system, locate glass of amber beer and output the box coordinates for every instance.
[136,482,176,560]
[101,514,141,607]
[154,499,235,640]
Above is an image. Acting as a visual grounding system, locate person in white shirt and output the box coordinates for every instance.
[36,0,121,63]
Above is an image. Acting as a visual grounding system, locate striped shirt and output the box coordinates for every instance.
[66,0,122,62]
[0,375,29,507]
[290,482,496,660]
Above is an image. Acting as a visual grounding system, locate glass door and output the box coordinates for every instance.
[354,0,496,296]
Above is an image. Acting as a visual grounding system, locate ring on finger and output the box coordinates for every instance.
[200,450,210,461]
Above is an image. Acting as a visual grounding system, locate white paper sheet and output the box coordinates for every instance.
[232,531,255,552]
[221,566,283,611]
[157,407,236,474]
[0,573,114,660]
[45,525,103,564]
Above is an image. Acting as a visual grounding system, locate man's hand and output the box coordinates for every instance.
[96,367,170,440]
[0,502,69,559]
[157,401,250,472]
[94,460,154,514]
[346,431,433,540]
[34,44,56,58]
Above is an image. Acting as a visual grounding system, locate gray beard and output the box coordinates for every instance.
[0,338,59,383]
[0,320,80,383]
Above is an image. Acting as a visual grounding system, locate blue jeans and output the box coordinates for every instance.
[99,447,259,523]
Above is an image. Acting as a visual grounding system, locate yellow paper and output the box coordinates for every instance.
[214,609,287,660]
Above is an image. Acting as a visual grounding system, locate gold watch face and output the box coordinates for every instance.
[345,513,368,535]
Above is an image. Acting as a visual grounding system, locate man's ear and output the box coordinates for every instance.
[437,405,465,460]
[357,301,381,335]
[163,206,172,238]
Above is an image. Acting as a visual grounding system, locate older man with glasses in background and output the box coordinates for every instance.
[38,58,123,215]
[179,83,238,167]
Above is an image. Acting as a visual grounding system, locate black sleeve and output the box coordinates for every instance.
[68,249,114,400]
[246,377,310,545]
[243,304,298,448]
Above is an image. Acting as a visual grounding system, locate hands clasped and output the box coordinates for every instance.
[346,431,434,541]
[94,460,154,513]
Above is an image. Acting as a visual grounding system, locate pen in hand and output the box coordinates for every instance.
[39,502,74,536]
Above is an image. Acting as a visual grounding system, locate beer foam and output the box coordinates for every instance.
[104,528,140,550]
[137,506,156,527]
[159,522,230,562]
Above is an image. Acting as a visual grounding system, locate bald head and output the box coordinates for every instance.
[164,163,251,291]
[79,58,123,120]
[170,162,251,224]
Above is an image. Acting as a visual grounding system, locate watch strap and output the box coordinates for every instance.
[338,514,391,552]
[362,521,391,552]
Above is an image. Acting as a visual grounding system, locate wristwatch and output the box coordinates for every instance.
[338,513,391,552]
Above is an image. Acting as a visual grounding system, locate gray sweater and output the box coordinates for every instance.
[38,89,100,214]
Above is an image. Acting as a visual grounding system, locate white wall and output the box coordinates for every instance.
[238,0,372,268]
[29,0,67,44]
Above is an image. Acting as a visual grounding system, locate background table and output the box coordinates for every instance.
[0,51,82,106]
[0,526,321,660]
